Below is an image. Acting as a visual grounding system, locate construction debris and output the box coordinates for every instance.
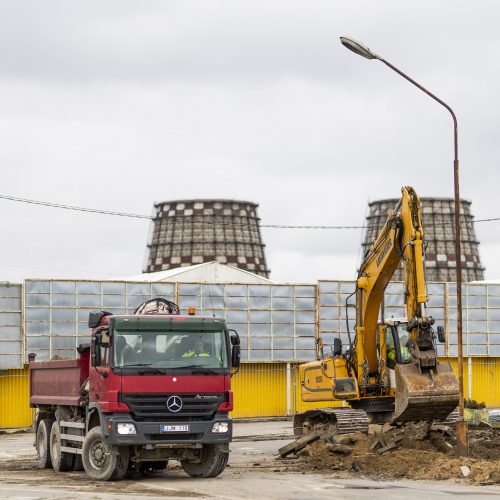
[279,423,500,484]
[460,465,471,477]
[324,443,352,455]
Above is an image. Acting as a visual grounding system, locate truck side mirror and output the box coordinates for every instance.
[231,345,241,369]
[88,310,112,329]
[437,326,446,343]
[333,337,342,356]
[91,333,102,367]
[228,329,240,372]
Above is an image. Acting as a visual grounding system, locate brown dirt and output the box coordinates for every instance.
[280,424,500,485]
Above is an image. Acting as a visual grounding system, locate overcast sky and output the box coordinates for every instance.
[1,1,499,284]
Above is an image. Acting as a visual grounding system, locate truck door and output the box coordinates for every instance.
[89,331,111,405]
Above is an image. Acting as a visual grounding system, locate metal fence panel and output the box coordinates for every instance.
[22,280,317,365]
[0,284,22,369]
[318,280,500,358]
[24,280,176,363]
[0,278,497,370]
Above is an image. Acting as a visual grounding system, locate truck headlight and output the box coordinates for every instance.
[212,422,229,433]
[116,423,137,435]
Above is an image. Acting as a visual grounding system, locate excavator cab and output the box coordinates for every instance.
[385,321,411,369]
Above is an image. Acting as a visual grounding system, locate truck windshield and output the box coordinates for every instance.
[112,329,228,370]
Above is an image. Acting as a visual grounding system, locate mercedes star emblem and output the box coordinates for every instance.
[166,395,183,413]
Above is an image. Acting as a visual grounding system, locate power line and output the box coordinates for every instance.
[0,194,151,219]
[0,193,499,229]
[0,194,367,229]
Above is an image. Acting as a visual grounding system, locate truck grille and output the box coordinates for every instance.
[120,393,224,422]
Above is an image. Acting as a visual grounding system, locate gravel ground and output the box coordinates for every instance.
[1,421,499,499]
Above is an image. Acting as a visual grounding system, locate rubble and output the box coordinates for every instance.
[279,423,500,484]
[460,465,471,477]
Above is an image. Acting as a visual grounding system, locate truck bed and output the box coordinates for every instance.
[30,352,89,408]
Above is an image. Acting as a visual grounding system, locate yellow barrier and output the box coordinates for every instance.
[230,363,287,418]
[1,358,500,429]
[0,367,33,429]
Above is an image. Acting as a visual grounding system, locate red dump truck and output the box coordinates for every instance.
[29,299,240,480]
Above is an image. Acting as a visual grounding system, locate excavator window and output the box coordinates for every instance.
[386,325,411,369]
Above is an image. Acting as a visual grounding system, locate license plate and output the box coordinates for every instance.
[161,425,189,433]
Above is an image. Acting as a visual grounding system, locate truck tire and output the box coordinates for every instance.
[50,421,74,472]
[181,445,229,478]
[36,419,54,469]
[82,427,129,481]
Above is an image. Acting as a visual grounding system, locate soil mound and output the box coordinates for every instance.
[280,423,500,484]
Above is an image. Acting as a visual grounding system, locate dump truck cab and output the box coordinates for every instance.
[89,312,235,447]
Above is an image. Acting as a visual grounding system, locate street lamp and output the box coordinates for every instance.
[341,36,468,456]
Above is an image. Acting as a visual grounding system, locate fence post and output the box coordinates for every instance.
[286,362,291,416]
[468,357,473,401]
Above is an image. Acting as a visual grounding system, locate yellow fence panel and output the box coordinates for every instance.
[2,359,500,428]
[231,363,287,418]
[470,357,500,407]
[0,367,33,428]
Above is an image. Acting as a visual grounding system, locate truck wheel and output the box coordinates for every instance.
[82,427,129,481]
[50,422,74,472]
[112,448,130,480]
[36,419,54,469]
[181,445,229,478]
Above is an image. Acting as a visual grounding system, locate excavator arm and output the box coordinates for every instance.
[356,186,459,421]
[355,186,428,381]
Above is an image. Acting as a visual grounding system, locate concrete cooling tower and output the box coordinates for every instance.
[362,197,484,282]
[145,199,270,278]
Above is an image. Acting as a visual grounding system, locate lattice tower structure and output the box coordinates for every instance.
[362,197,484,282]
[145,199,270,277]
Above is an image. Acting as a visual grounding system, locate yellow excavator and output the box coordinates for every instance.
[295,186,460,436]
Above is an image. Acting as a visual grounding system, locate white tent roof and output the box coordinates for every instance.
[115,261,273,284]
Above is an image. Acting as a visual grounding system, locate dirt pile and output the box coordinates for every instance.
[280,424,500,485]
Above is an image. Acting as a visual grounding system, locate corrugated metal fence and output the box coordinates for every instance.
[0,368,32,428]
[2,359,499,428]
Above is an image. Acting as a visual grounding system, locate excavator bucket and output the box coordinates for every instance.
[392,361,460,423]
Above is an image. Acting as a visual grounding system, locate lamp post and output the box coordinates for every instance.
[341,37,468,456]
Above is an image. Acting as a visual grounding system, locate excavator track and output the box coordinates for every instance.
[435,408,459,426]
[293,408,369,437]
